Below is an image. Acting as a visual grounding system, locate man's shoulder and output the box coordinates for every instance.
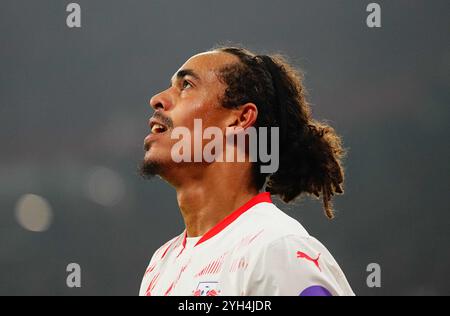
[242,201,310,238]
[152,233,185,260]
[228,201,315,255]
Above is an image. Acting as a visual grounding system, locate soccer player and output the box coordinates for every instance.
[139,46,354,296]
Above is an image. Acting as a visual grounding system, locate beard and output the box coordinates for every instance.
[139,158,162,179]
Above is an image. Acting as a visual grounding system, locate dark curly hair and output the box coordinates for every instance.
[213,46,346,219]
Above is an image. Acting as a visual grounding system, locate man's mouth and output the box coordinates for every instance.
[151,123,167,134]
[149,118,168,134]
[144,115,172,151]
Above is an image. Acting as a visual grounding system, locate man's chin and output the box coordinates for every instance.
[139,159,163,179]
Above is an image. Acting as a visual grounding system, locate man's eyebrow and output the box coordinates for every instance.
[171,69,200,85]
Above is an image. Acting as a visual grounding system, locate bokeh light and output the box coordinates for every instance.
[85,166,125,207]
[15,194,53,232]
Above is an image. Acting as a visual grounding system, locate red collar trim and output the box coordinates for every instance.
[187,192,272,247]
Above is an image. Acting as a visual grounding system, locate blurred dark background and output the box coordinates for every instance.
[0,0,449,295]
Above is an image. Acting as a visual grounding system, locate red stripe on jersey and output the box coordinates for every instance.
[145,272,160,296]
[164,282,174,296]
[248,229,264,244]
[212,262,217,274]
[160,235,181,260]
[195,192,272,247]
[176,231,188,258]
[144,263,156,276]
[181,231,187,248]
[207,262,214,274]
[211,260,219,274]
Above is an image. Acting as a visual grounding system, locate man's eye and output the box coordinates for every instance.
[181,80,193,90]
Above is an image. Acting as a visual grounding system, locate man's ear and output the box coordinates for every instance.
[228,103,258,129]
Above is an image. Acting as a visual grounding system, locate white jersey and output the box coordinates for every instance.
[139,192,354,296]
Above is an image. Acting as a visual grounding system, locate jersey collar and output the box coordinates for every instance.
[180,192,272,248]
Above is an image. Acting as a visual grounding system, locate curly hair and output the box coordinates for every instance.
[213,46,346,219]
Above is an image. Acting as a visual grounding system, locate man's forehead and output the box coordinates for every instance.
[173,51,239,82]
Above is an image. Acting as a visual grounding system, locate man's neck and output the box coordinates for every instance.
[174,163,258,237]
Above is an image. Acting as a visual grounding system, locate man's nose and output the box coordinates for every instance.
[149,89,173,111]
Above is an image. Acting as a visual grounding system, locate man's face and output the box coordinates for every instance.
[141,51,239,179]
